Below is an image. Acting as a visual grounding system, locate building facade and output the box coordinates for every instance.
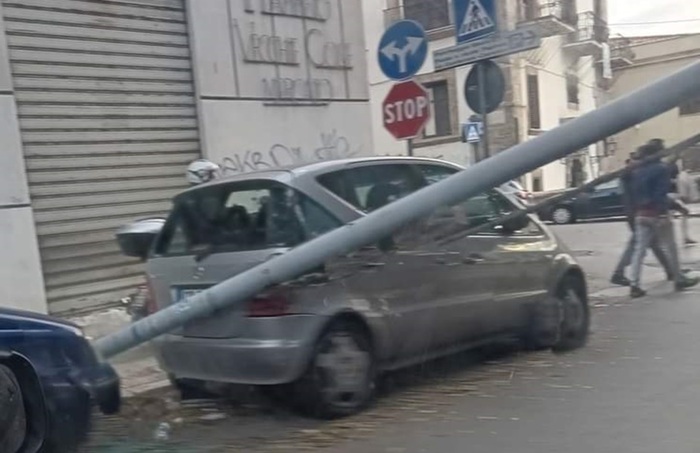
[601,33,700,173]
[0,0,373,315]
[363,0,628,192]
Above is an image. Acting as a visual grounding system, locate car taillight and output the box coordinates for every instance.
[247,292,292,318]
[143,279,158,315]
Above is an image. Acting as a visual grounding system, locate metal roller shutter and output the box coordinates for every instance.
[2,0,200,314]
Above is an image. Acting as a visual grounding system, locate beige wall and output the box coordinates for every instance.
[603,34,700,172]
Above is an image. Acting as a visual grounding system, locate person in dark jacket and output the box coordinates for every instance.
[628,141,699,298]
[611,153,672,286]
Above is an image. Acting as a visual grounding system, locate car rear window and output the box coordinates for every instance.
[317,164,424,212]
[154,180,341,257]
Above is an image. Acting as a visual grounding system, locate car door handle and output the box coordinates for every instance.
[362,262,386,269]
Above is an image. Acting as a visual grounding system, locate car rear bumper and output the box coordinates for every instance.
[153,334,314,385]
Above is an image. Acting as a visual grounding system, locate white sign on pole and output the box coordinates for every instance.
[458,0,495,39]
[463,122,483,143]
[434,25,541,71]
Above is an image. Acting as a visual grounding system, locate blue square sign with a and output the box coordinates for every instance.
[453,0,498,43]
[463,122,483,143]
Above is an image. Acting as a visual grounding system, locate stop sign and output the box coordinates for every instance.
[383,80,431,140]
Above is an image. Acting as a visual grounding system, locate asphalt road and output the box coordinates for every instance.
[84,219,700,453]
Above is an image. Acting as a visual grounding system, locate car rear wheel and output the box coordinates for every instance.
[551,206,575,224]
[0,364,26,453]
[290,320,375,419]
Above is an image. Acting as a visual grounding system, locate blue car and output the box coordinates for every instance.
[0,307,120,452]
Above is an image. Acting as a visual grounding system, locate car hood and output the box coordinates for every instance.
[0,307,82,334]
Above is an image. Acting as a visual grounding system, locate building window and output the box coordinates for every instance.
[422,81,452,138]
[404,0,450,30]
[680,98,700,116]
[527,73,541,131]
[566,73,579,106]
[532,175,543,192]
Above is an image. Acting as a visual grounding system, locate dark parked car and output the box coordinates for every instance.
[0,307,120,452]
[117,156,589,418]
[538,179,625,224]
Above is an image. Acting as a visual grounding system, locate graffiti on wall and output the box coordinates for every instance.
[220,129,363,175]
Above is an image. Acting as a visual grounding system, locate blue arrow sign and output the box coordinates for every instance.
[453,0,498,43]
[378,20,428,81]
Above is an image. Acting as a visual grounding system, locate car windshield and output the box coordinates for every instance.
[595,179,620,190]
[153,180,340,256]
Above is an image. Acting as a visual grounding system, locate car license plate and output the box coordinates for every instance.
[172,287,208,303]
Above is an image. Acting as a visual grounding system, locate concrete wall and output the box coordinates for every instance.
[0,5,47,313]
[603,34,700,172]
[187,0,373,174]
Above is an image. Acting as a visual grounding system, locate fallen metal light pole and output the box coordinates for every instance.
[96,60,700,359]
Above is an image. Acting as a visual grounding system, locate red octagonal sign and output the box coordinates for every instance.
[383,80,431,140]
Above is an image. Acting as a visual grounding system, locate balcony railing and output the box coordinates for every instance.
[563,11,609,57]
[383,1,451,32]
[519,0,577,38]
[609,34,635,67]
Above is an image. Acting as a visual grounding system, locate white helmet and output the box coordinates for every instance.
[186,159,221,185]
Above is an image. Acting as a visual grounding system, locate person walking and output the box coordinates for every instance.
[667,158,697,245]
[611,153,674,286]
[628,141,699,298]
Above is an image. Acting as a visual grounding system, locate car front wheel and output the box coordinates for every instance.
[551,206,575,224]
[552,276,590,352]
[524,275,590,352]
[290,320,375,419]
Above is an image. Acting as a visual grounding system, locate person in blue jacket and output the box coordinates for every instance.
[628,140,699,298]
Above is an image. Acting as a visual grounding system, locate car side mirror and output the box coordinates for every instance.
[115,218,165,261]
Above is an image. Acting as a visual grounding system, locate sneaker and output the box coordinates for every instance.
[630,286,647,298]
[611,274,631,286]
[675,276,699,291]
[668,269,692,280]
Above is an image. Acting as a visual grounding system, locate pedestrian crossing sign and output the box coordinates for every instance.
[463,122,483,143]
[453,0,498,43]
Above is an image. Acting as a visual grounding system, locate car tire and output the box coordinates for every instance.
[0,365,26,453]
[552,276,590,352]
[169,375,217,401]
[289,319,375,419]
[551,206,575,224]
[523,275,590,352]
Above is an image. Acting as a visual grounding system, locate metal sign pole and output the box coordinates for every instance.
[96,60,700,359]
[477,63,490,160]
[407,138,414,156]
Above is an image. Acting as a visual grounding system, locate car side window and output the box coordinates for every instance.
[317,164,424,213]
[399,189,541,245]
[415,163,460,185]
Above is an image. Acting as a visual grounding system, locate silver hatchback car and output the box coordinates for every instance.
[117,157,589,418]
